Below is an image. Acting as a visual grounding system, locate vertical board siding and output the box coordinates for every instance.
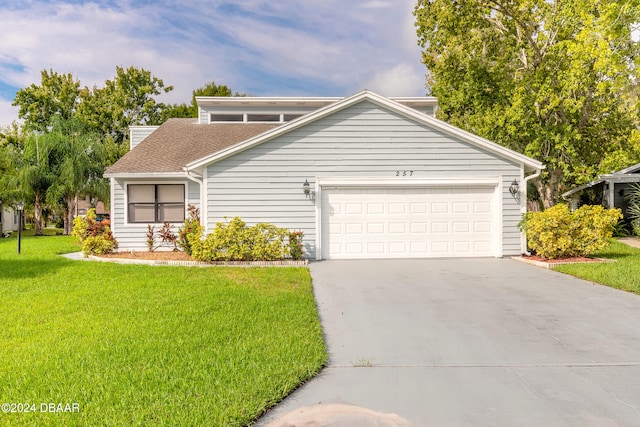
[112,178,199,251]
[206,101,522,258]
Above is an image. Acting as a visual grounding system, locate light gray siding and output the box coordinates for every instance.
[0,205,18,232]
[129,126,160,150]
[111,178,200,251]
[205,100,521,258]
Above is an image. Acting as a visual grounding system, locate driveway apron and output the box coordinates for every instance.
[258,259,640,426]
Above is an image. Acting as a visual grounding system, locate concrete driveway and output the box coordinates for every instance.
[258,259,640,427]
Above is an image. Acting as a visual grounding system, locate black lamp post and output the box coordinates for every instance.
[17,201,23,254]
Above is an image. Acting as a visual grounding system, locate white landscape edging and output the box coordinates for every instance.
[87,255,308,267]
[511,256,614,269]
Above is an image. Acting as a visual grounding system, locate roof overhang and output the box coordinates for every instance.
[187,90,543,173]
[103,172,190,179]
[195,95,438,109]
[562,173,640,199]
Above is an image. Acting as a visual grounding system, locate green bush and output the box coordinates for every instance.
[82,235,118,256]
[178,205,203,256]
[191,216,298,262]
[72,208,118,256]
[519,204,622,259]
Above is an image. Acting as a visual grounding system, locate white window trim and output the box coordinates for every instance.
[123,181,188,227]
[209,111,305,124]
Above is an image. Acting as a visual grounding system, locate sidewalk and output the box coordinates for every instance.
[618,237,640,248]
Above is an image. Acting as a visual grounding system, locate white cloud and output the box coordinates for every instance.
[0,0,427,126]
[363,63,426,96]
[0,100,20,127]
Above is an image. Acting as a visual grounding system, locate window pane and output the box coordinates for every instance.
[129,204,155,223]
[128,185,155,203]
[158,203,184,222]
[247,114,280,122]
[211,114,243,122]
[157,185,184,203]
[283,114,303,121]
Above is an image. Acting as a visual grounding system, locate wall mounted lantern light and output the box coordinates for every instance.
[509,179,520,198]
[303,179,311,198]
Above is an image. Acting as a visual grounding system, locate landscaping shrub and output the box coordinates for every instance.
[191,216,301,262]
[289,231,304,260]
[178,205,203,256]
[146,222,179,251]
[71,208,118,256]
[519,204,621,259]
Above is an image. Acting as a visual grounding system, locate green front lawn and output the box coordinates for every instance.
[553,239,640,295]
[0,236,326,426]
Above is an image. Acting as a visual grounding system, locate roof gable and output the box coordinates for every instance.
[186,90,543,173]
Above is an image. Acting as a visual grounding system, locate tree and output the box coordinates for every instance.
[17,132,56,236]
[12,69,80,132]
[163,81,236,119]
[45,117,107,235]
[0,123,26,206]
[415,0,640,208]
[77,66,173,144]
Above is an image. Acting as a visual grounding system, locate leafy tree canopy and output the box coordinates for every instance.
[415,0,640,208]
[12,69,80,132]
[163,81,238,119]
[77,66,173,144]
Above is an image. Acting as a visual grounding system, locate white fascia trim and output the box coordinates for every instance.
[613,162,640,175]
[187,90,544,172]
[314,180,322,261]
[104,172,189,179]
[110,177,116,234]
[495,176,503,258]
[598,174,640,183]
[196,96,342,108]
[316,176,500,187]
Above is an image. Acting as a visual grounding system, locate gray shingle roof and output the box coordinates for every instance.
[105,118,280,174]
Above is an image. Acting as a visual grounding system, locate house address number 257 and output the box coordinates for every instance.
[395,170,414,176]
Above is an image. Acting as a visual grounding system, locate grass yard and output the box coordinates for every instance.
[553,239,640,295]
[0,236,326,426]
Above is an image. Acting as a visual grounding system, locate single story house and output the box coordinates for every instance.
[562,163,640,217]
[104,90,544,259]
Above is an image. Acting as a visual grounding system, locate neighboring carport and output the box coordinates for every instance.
[259,259,640,426]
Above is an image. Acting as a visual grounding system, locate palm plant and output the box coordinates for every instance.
[626,183,640,236]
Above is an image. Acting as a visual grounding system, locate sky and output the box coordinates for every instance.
[0,0,428,127]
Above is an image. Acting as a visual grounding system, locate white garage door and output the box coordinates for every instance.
[321,186,497,259]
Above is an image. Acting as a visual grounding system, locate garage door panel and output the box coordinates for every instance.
[367,203,385,214]
[453,222,469,233]
[432,222,449,233]
[321,186,496,259]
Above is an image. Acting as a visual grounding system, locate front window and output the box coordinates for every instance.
[128,184,185,223]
